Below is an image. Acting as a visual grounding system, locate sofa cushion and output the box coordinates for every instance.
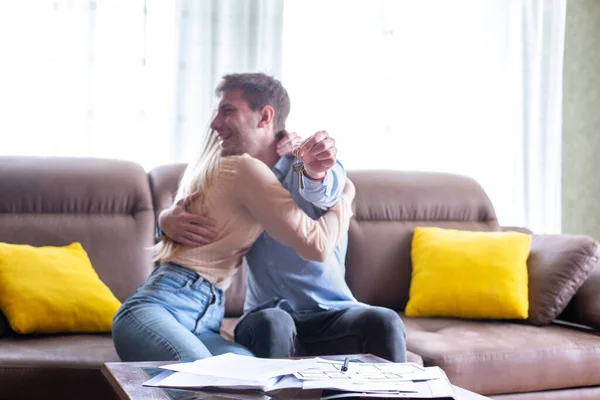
[403,350,424,367]
[403,313,600,395]
[406,227,530,320]
[491,386,600,400]
[0,242,121,334]
[527,234,600,326]
[0,333,119,368]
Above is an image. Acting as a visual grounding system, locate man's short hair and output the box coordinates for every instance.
[216,72,291,132]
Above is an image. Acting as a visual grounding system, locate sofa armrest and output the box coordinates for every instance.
[526,234,600,326]
[501,226,533,235]
[559,261,600,330]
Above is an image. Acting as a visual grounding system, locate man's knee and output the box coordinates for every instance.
[363,307,406,339]
[361,307,407,362]
[238,308,295,337]
[234,308,296,358]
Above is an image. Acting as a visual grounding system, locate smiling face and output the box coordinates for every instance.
[210,89,275,157]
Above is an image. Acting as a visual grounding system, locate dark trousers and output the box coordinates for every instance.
[234,305,407,362]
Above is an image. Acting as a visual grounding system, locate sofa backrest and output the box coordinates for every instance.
[0,157,155,302]
[345,170,500,311]
[0,157,500,317]
[148,165,500,315]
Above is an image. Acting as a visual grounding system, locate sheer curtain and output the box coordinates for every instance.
[0,0,176,170]
[0,1,565,233]
[281,0,565,233]
[0,0,283,170]
[174,0,284,162]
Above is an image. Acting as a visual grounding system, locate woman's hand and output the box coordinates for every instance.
[158,192,218,246]
[276,130,302,157]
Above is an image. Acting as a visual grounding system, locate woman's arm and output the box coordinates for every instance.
[234,155,355,262]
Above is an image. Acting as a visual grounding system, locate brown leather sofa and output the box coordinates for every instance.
[1,156,599,400]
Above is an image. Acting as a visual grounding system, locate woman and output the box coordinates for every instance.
[112,129,355,362]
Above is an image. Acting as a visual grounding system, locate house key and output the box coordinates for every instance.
[292,158,306,190]
[293,135,313,190]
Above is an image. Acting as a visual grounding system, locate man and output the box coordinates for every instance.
[159,72,406,362]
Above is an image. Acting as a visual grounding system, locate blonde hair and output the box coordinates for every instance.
[153,128,223,264]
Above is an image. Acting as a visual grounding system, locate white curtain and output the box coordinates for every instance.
[0,0,565,233]
[174,0,284,162]
[281,0,565,233]
[0,0,176,170]
[518,0,565,235]
[0,0,283,170]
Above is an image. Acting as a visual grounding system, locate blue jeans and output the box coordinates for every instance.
[112,263,253,361]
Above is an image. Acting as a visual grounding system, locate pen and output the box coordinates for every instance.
[341,357,349,372]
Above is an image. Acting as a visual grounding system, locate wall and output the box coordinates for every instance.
[562,0,600,239]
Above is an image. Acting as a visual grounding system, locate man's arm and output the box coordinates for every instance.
[300,161,346,210]
[296,130,346,210]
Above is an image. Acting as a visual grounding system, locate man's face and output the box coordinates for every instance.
[210,89,269,157]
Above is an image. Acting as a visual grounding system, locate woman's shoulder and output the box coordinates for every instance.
[216,155,277,194]
[220,154,271,174]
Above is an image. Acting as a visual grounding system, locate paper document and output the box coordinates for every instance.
[302,378,418,393]
[145,369,280,391]
[145,353,457,399]
[319,379,456,399]
[161,352,317,381]
[294,359,445,383]
[144,370,272,399]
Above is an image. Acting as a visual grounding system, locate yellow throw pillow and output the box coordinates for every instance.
[0,242,121,334]
[406,227,531,319]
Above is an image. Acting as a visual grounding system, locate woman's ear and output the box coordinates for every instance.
[258,105,275,128]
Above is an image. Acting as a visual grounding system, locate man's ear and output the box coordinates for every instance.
[258,105,275,128]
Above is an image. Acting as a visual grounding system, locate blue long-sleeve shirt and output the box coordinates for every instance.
[244,155,363,314]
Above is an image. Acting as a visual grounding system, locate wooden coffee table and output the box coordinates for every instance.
[102,354,490,399]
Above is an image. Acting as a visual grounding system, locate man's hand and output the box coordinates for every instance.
[158,192,218,247]
[276,130,302,157]
[296,130,337,180]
